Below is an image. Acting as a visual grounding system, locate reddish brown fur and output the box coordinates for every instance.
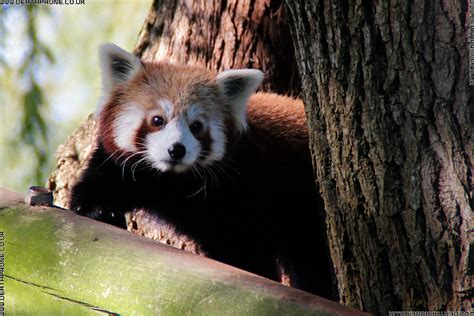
[246,93,308,151]
[99,92,127,157]
[71,60,333,297]
[98,62,233,156]
[120,62,227,117]
[98,62,308,159]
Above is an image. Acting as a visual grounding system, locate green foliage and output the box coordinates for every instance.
[19,6,54,183]
[21,81,48,182]
[1,5,54,185]
[0,1,150,191]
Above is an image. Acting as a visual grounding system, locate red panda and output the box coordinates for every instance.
[70,43,332,298]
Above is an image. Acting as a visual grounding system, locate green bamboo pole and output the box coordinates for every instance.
[0,187,367,315]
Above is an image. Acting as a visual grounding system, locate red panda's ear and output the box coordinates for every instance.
[99,43,142,93]
[216,69,264,132]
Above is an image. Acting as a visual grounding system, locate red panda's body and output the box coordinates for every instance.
[70,43,332,298]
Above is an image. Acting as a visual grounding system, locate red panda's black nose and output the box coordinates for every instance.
[168,143,186,160]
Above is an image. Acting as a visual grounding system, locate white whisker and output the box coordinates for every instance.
[120,150,147,180]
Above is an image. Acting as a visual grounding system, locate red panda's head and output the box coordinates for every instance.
[97,43,263,173]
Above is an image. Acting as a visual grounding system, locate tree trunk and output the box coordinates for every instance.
[135,0,300,95]
[48,0,300,207]
[285,0,472,314]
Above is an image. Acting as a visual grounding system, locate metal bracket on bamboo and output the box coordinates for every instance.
[24,186,54,206]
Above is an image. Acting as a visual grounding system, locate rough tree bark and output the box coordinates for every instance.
[48,0,300,207]
[285,0,472,314]
[135,0,300,95]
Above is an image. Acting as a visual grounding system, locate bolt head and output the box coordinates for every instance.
[25,186,54,206]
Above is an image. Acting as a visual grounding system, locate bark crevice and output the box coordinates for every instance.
[285,0,472,313]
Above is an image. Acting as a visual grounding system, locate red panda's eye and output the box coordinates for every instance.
[190,121,203,133]
[151,116,164,127]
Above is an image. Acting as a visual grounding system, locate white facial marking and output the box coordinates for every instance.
[187,105,226,163]
[113,103,145,152]
[206,119,226,162]
[158,98,174,119]
[146,116,200,172]
[187,104,226,163]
